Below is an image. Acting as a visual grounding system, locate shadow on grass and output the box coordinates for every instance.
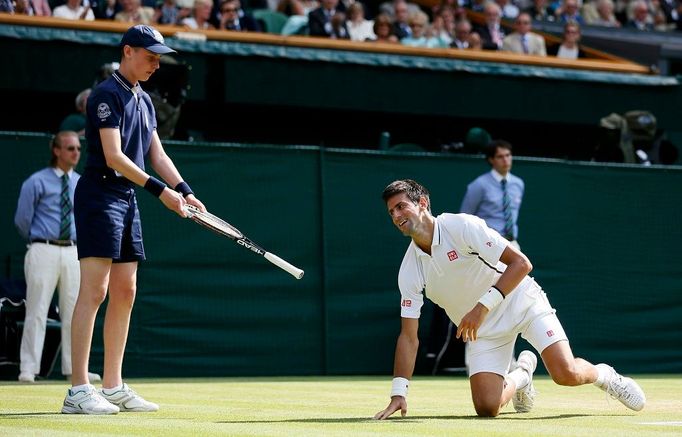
[0,412,62,417]
[216,412,628,424]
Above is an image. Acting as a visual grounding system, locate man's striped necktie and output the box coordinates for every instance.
[501,178,514,240]
[59,174,72,240]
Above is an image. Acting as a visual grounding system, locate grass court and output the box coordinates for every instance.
[2,375,681,436]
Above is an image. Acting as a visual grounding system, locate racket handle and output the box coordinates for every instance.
[265,252,304,280]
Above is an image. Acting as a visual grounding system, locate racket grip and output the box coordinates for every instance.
[264,252,304,279]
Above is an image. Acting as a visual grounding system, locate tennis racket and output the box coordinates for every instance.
[183,204,304,280]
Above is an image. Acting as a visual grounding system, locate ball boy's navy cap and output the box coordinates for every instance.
[119,25,176,54]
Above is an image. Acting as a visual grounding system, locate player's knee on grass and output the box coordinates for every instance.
[472,394,502,417]
[474,402,501,417]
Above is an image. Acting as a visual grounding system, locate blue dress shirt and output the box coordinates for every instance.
[460,169,524,240]
[14,167,80,241]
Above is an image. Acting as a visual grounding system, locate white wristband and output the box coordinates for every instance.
[477,286,504,311]
[391,377,409,398]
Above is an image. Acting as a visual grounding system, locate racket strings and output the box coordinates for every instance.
[186,206,243,239]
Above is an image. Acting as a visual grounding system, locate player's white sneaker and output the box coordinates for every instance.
[100,383,159,412]
[512,350,538,413]
[62,385,120,415]
[595,364,646,411]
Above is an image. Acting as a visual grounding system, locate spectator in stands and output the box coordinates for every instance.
[432,0,458,15]
[181,0,215,28]
[525,0,556,21]
[556,0,584,23]
[278,0,310,35]
[219,0,260,31]
[401,10,448,47]
[308,0,349,38]
[154,0,182,24]
[451,18,472,48]
[626,0,674,31]
[93,0,119,19]
[53,0,95,20]
[13,0,32,14]
[431,6,455,46]
[503,12,546,55]
[495,0,519,19]
[27,0,52,15]
[59,88,91,135]
[468,30,483,49]
[548,20,586,58]
[379,0,420,19]
[14,131,101,385]
[475,2,505,50]
[369,12,399,42]
[627,0,654,30]
[115,0,155,24]
[657,0,681,30]
[586,0,621,26]
[0,0,14,13]
[392,0,412,40]
[346,2,375,41]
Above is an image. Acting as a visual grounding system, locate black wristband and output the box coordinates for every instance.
[144,176,166,197]
[491,285,505,299]
[174,181,194,198]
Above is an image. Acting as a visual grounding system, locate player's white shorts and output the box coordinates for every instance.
[466,278,568,377]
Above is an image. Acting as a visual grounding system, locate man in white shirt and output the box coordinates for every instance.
[53,0,95,20]
[374,179,646,418]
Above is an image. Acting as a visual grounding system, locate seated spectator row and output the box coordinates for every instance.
[0,0,673,57]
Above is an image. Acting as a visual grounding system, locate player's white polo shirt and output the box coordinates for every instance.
[398,213,537,337]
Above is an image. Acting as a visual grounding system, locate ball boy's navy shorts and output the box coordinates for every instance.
[74,168,145,263]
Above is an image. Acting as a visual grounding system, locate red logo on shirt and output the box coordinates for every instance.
[401,299,412,307]
[546,330,554,337]
[447,250,458,261]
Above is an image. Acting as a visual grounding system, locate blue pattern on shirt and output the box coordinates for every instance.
[460,170,524,240]
[14,168,80,241]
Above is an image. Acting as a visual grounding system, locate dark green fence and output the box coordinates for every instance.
[2,132,681,376]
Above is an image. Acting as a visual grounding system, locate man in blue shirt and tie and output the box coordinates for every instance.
[14,131,101,384]
[460,140,525,249]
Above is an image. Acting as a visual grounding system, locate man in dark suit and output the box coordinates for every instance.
[391,0,412,40]
[308,0,350,38]
[219,0,261,31]
[474,2,504,50]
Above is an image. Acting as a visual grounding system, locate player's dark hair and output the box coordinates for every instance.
[382,179,431,211]
[484,139,512,160]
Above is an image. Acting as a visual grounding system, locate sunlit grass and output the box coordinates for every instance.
[1,376,680,436]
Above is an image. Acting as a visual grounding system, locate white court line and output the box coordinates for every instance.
[638,421,682,426]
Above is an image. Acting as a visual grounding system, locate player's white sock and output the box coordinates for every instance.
[101,384,124,394]
[71,383,92,393]
[594,364,610,388]
[507,368,530,391]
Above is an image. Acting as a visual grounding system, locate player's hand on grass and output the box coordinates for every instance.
[185,194,206,213]
[456,303,489,342]
[160,187,187,217]
[373,396,407,420]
